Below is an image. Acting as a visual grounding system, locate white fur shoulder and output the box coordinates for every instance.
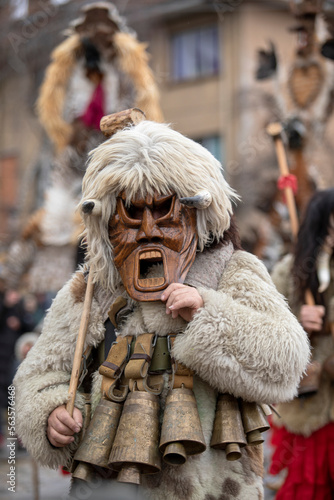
[173,250,310,404]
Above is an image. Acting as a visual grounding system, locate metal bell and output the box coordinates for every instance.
[73,397,123,472]
[108,390,161,483]
[240,401,270,446]
[159,387,206,465]
[72,462,94,482]
[210,393,247,461]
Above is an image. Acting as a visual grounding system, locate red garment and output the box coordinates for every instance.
[269,422,334,499]
[80,82,105,130]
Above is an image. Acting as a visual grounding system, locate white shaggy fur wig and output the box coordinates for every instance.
[81,121,239,292]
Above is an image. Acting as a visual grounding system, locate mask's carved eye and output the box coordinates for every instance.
[152,196,173,219]
[126,204,144,220]
[122,194,174,221]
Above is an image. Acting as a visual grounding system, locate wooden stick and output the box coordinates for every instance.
[266,122,299,239]
[100,108,145,138]
[305,288,315,307]
[66,270,94,417]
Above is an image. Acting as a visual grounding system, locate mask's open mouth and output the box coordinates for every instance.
[138,250,165,288]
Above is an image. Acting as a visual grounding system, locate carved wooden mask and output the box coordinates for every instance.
[109,192,198,301]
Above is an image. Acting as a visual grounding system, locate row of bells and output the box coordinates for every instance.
[73,388,269,485]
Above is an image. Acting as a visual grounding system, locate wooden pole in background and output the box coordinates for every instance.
[267,122,299,240]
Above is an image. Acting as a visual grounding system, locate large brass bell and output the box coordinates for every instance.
[210,394,247,461]
[72,397,123,479]
[240,401,270,446]
[159,387,206,466]
[108,390,161,484]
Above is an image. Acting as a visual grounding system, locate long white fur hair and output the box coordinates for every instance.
[81,121,239,292]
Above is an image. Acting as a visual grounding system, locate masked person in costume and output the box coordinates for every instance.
[14,116,310,500]
[268,188,334,500]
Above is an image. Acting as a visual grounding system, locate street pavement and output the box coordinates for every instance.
[0,441,277,499]
[0,445,71,500]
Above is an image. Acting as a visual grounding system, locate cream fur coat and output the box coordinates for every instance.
[14,247,309,500]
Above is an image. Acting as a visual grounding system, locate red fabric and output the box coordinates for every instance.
[269,422,334,499]
[277,174,298,195]
[60,466,71,476]
[80,82,105,130]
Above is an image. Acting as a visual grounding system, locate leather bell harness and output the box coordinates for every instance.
[99,332,194,402]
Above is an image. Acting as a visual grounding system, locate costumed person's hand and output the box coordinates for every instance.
[300,304,325,333]
[7,316,21,330]
[161,283,203,322]
[47,405,82,447]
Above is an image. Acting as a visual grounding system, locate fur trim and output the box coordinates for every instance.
[173,251,310,404]
[70,270,87,303]
[114,31,163,122]
[37,34,81,152]
[15,332,39,362]
[81,120,238,293]
[22,208,45,243]
[0,239,35,289]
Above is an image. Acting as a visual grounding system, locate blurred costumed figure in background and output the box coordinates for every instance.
[238,0,334,269]
[1,2,163,302]
[269,188,334,499]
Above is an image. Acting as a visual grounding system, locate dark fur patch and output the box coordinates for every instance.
[222,478,241,497]
[239,448,256,485]
[158,465,194,499]
[245,445,264,478]
[143,471,162,489]
[170,476,194,498]
[70,272,87,303]
[204,495,217,500]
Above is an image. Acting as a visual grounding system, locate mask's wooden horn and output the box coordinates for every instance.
[100,108,146,137]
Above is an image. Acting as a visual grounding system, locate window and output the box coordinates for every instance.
[50,0,69,4]
[10,0,29,19]
[171,25,220,82]
[196,135,223,163]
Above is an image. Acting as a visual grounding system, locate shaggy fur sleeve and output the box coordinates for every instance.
[13,275,105,469]
[270,253,294,298]
[173,251,310,404]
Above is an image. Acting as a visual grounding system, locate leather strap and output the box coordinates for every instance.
[124,333,155,381]
[99,336,131,379]
[100,336,132,400]
[108,296,128,328]
[169,335,194,390]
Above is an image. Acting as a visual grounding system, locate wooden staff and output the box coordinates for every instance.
[267,123,323,393]
[266,122,299,240]
[66,270,94,416]
[267,122,317,305]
